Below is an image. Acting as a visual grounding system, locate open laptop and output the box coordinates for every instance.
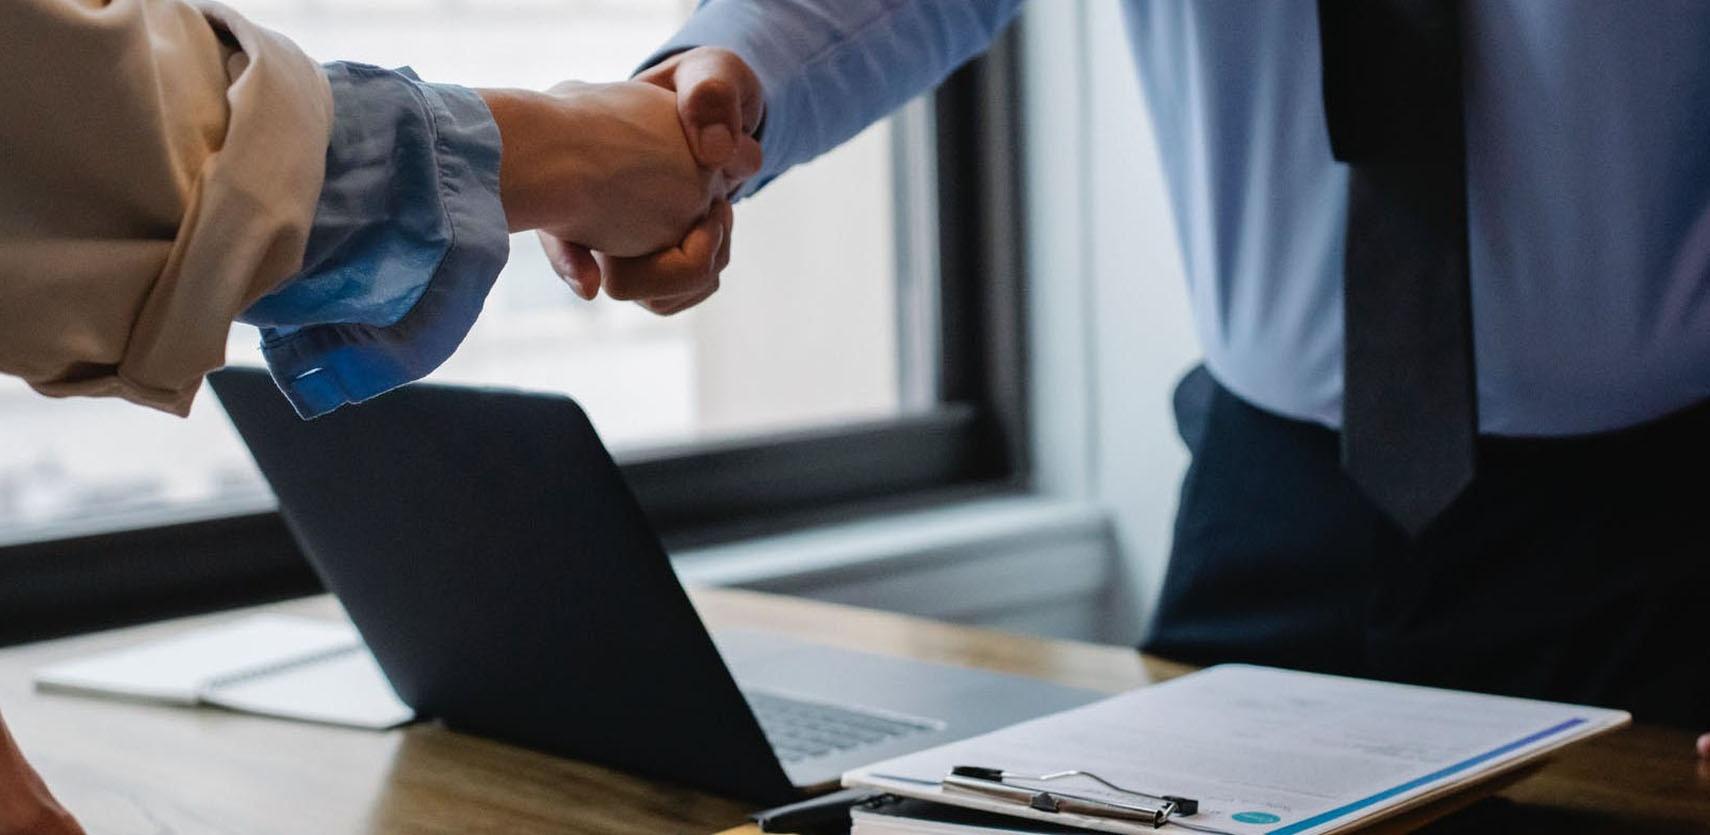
[210,368,1098,805]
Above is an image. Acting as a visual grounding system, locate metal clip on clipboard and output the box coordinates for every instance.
[941,765,1201,829]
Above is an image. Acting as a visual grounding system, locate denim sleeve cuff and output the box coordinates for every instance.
[242,62,508,419]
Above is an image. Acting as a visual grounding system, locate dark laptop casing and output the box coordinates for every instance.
[210,368,797,805]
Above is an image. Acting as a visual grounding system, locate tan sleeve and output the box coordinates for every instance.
[0,0,333,416]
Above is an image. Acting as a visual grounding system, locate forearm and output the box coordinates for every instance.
[0,711,81,835]
[648,0,1025,195]
[479,88,582,233]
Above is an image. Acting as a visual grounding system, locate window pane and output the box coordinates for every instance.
[0,0,924,541]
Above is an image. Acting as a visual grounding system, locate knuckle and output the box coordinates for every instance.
[694,74,733,97]
[689,82,737,120]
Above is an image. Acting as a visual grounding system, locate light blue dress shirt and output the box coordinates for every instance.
[658,0,1710,437]
[241,62,509,419]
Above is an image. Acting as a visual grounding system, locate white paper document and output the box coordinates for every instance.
[36,614,414,730]
[845,665,1628,835]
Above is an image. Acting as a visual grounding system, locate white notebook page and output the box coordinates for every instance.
[35,614,360,704]
[35,613,414,730]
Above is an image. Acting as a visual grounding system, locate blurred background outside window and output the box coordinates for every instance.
[0,0,928,541]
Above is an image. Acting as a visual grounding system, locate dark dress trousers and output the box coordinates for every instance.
[1145,366,1710,729]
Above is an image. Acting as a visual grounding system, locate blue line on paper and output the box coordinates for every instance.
[1265,717,1589,835]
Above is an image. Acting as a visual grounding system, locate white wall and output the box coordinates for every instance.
[1024,0,1200,642]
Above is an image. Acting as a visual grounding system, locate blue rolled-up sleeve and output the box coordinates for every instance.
[645,0,1024,198]
[240,62,509,419]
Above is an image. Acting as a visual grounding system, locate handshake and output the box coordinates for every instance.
[477,48,762,316]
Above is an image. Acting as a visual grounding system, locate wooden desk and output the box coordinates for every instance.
[1,589,1705,834]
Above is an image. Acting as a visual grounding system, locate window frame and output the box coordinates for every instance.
[0,28,1031,647]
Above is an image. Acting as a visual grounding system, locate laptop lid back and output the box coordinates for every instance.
[210,368,794,804]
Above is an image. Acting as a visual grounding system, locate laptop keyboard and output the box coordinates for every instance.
[744,690,942,763]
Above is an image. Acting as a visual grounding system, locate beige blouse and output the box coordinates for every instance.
[0,0,332,415]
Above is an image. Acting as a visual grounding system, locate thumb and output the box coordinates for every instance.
[671,50,763,176]
[1697,733,1709,760]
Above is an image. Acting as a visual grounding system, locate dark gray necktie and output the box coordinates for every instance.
[1318,0,1477,535]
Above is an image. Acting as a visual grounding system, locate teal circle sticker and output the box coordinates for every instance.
[1232,812,1283,825]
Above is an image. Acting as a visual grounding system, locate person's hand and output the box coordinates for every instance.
[541,47,765,311]
[478,80,724,258]
[1698,732,1709,761]
[541,199,733,316]
[637,47,765,183]
[0,711,83,835]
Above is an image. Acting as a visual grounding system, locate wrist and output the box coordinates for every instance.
[476,88,585,234]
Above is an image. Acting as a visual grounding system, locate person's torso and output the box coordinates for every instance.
[1124,0,1710,436]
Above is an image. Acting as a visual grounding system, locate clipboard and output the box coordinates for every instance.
[843,665,1630,834]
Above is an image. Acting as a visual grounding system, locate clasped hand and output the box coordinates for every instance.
[480,48,762,315]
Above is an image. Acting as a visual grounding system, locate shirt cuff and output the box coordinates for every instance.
[240,62,508,419]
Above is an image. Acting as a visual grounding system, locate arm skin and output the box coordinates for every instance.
[533,50,760,312]
[486,81,737,313]
[547,0,1024,313]
[0,711,81,835]
[479,81,730,258]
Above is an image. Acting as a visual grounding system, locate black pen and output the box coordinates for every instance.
[752,788,887,835]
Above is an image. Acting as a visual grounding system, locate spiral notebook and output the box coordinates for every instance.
[34,613,414,730]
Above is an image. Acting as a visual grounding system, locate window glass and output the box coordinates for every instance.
[0,0,914,540]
